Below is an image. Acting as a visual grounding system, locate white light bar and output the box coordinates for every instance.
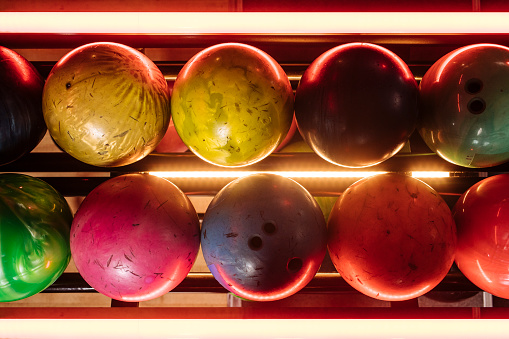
[149,170,387,178]
[1,12,509,34]
[1,319,508,338]
[411,171,451,178]
[149,171,450,179]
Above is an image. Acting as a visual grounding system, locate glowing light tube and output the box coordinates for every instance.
[148,171,449,179]
[2,12,509,34]
[1,319,508,338]
[149,171,386,178]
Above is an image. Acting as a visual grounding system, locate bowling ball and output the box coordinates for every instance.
[275,114,298,152]
[295,43,418,168]
[70,174,200,302]
[328,173,456,301]
[0,46,46,166]
[0,173,72,302]
[419,43,509,168]
[154,117,188,153]
[43,42,170,167]
[171,43,294,167]
[201,173,327,301]
[453,174,509,298]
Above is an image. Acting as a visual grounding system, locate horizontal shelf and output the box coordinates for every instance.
[0,32,465,52]
[0,151,498,201]
[5,151,507,174]
[43,271,480,294]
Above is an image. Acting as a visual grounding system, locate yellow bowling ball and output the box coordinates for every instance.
[171,43,294,167]
[43,42,170,167]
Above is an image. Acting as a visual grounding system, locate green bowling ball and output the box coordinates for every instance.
[419,43,509,168]
[0,173,72,302]
[171,43,294,167]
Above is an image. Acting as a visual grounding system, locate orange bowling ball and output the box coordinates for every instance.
[328,173,456,301]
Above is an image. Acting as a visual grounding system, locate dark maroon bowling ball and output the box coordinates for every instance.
[295,43,418,168]
[71,174,200,302]
[201,173,327,301]
[453,174,509,298]
[0,46,46,165]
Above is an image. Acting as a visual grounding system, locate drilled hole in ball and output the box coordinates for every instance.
[465,78,483,94]
[263,222,277,235]
[287,257,303,273]
[467,97,486,115]
[248,236,263,251]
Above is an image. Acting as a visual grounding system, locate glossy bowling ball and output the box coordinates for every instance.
[295,43,418,168]
[43,42,170,167]
[0,173,72,302]
[0,46,46,166]
[154,117,188,153]
[171,43,294,167]
[275,114,298,152]
[419,43,509,168]
[201,173,327,301]
[453,174,509,298]
[328,173,456,301]
[70,174,200,302]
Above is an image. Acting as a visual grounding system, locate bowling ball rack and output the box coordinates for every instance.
[3,19,509,320]
[1,141,502,308]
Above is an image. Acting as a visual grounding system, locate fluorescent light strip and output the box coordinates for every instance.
[411,171,450,178]
[149,171,449,179]
[2,12,509,34]
[149,171,386,178]
[1,319,508,338]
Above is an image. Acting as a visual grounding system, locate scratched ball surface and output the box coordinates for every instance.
[201,173,327,301]
[43,42,170,167]
[70,174,200,302]
[328,173,457,301]
[171,43,294,167]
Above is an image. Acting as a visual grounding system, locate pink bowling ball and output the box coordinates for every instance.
[71,174,200,302]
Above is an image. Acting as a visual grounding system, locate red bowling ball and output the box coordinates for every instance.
[275,114,298,152]
[295,43,418,168]
[154,117,188,153]
[71,174,200,302]
[201,173,327,301]
[453,174,509,298]
[328,173,456,301]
